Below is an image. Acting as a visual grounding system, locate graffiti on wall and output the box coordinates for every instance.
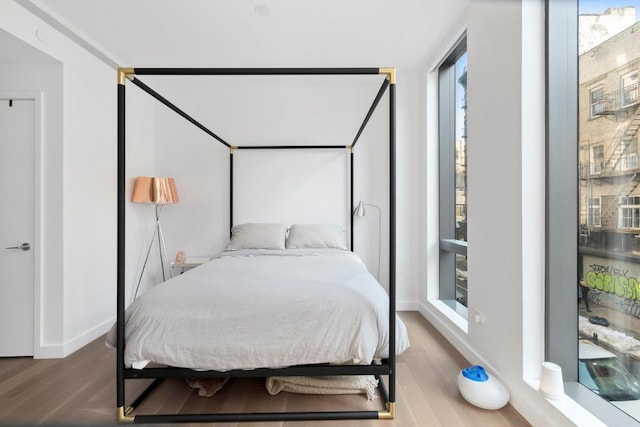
[585,264,640,299]
[589,290,640,318]
[585,259,640,318]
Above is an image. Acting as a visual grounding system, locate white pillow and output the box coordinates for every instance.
[285,224,347,250]
[226,223,288,250]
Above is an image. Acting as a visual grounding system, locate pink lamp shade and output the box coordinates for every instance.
[131,177,179,204]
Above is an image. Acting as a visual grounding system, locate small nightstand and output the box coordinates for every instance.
[170,256,212,274]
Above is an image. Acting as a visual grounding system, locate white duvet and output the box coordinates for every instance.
[106,248,409,371]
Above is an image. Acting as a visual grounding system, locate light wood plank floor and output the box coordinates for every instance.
[0,312,530,426]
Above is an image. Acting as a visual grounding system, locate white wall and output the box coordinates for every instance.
[0,1,117,357]
[61,40,116,354]
[124,86,158,302]
[395,69,421,307]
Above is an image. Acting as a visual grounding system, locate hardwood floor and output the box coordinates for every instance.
[0,312,530,426]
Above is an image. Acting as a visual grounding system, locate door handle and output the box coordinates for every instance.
[5,243,30,251]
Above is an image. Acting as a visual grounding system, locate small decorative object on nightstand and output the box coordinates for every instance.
[171,256,212,274]
[174,250,186,263]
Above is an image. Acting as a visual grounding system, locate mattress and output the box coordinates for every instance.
[106,248,409,371]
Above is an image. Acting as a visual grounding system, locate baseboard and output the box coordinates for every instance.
[34,316,115,359]
[33,343,65,359]
[418,301,476,362]
[62,317,114,357]
[397,300,418,311]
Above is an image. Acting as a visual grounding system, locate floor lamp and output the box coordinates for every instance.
[353,200,381,280]
[132,176,179,300]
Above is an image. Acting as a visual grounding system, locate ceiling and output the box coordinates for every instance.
[0,28,57,63]
[14,0,468,70]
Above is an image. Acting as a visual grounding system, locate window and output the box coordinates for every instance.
[622,70,639,107]
[590,86,604,118]
[591,144,604,174]
[619,196,640,228]
[578,3,640,423]
[588,197,601,227]
[439,37,468,313]
[621,137,639,171]
[549,0,640,424]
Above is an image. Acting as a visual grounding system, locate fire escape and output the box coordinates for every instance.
[580,82,640,245]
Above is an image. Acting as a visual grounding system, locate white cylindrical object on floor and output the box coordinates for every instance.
[539,362,564,400]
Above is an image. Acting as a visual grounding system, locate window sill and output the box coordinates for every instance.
[563,382,639,426]
[523,378,638,426]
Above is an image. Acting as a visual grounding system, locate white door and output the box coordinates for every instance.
[0,99,34,357]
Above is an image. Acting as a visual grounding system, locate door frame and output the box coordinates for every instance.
[1,91,42,357]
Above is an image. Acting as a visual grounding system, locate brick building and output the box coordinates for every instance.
[579,17,640,254]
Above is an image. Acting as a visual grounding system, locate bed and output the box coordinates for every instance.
[108,247,408,372]
[116,67,398,423]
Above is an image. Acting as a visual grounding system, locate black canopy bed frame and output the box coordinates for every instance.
[116,67,397,424]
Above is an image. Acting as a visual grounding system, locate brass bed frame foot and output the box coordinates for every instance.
[378,402,396,419]
[117,406,135,424]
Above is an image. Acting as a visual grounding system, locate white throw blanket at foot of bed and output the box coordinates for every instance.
[265,375,380,400]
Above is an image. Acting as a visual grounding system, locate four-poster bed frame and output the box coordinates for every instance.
[116,67,397,424]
